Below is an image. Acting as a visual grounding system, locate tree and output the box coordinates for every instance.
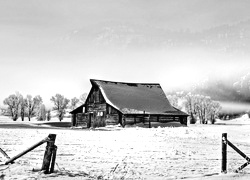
[183,93,221,124]
[46,110,51,121]
[3,92,22,121]
[50,94,70,121]
[184,93,197,124]
[26,95,43,121]
[70,97,80,110]
[19,95,27,121]
[37,104,46,121]
[79,93,88,104]
[167,94,179,108]
[194,95,211,124]
[207,101,221,124]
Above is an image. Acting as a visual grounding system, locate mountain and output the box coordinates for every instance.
[62,19,250,54]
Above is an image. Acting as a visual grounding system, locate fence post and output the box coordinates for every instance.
[222,133,227,173]
[49,145,57,173]
[41,134,56,174]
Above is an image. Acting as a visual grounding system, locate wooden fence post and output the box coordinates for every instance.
[221,133,227,173]
[41,134,57,174]
[49,145,57,173]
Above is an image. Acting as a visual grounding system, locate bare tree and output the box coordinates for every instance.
[37,104,46,121]
[26,95,43,121]
[184,93,197,124]
[70,97,80,110]
[3,92,22,121]
[19,95,27,121]
[167,94,179,108]
[194,95,210,124]
[183,93,221,124]
[79,93,88,104]
[207,101,221,124]
[51,94,70,121]
[46,110,51,121]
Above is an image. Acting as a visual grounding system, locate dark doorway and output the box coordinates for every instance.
[118,113,122,125]
[72,114,76,126]
[88,113,93,128]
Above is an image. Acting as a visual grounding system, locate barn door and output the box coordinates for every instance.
[71,114,76,126]
[88,113,93,128]
[118,113,122,125]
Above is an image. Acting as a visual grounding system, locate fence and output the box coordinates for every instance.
[0,134,57,174]
[222,133,250,173]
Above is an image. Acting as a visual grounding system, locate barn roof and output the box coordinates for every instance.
[90,79,188,116]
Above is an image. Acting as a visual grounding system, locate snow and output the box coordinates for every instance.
[0,115,250,179]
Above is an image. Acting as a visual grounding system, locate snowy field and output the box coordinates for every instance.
[0,116,250,179]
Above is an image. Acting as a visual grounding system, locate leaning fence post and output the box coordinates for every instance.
[222,133,227,173]
[41,134,56,174]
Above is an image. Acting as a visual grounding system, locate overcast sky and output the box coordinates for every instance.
[1,0,250,107]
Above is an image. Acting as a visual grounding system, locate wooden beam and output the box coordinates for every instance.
[227,140,250,162]
[0,147,10,160]
[235,161,250,173]
[5,137,49,165]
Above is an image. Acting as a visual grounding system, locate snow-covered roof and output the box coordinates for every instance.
[90,79,188,116]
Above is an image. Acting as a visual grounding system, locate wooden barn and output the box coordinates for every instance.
[70,79,188,128]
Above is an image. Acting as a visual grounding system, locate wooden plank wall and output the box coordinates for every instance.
[125,115,144,125]
[106,114,119,125]
[76,113,88,127]
[125,115,180,125]
[88,104,106,112]
[159,116,179,123]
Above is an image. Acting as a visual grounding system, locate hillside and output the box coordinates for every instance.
[62,18,250,54]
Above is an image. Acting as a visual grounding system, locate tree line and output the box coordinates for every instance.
[2,92,87,121]
[167,92,221,124]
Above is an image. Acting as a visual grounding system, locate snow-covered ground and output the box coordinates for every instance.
[0,116,250,179]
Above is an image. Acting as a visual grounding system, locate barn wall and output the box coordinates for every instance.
[158,116,179,123]
[76,113,88,127]
[105,104,120,125]
[124,115,181,125]
[125,115,144,124]
[106,114,119,125]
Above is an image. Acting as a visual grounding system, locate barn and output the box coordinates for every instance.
[70,79,188,128]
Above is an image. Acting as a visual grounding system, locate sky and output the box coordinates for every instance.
[1,0,250,108]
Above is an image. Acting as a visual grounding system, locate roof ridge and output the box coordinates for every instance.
[90,79,160,85]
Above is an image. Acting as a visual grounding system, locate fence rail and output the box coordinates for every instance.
[1,134,57,174]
